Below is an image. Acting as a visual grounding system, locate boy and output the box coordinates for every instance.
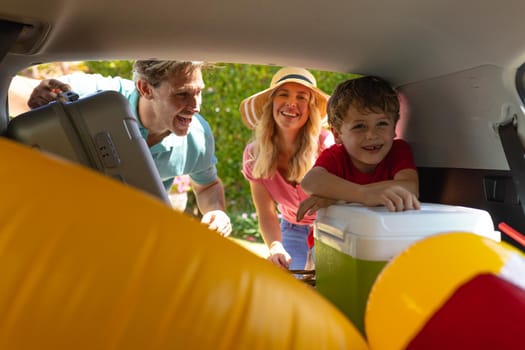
[297,76,420,221]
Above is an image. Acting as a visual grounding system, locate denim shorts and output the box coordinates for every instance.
[280,219,313,270]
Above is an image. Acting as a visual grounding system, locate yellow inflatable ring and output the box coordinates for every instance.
[0,138,367,349]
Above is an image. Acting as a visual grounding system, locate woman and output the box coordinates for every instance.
[240,67,334,270]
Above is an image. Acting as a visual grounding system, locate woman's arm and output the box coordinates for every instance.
[249,181,291,268]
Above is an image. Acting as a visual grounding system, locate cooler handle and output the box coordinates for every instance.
[316,220,346,241]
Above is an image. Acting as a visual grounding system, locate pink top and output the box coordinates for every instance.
[242,129,334,225]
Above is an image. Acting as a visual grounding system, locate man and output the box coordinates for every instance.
[27,60,232,236]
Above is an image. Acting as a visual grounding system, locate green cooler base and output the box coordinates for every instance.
[315,240,387,336]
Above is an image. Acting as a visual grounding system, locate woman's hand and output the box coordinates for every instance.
[268,241,291,269]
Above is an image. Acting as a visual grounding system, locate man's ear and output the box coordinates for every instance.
[136,79,154,99]
[331,127,343,144]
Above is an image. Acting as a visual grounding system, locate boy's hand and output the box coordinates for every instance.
[297,195,338,221]
[363,184,420,211]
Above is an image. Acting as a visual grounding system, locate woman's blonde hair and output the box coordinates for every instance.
[249,90,323,182]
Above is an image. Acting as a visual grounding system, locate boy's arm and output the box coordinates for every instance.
[365,168,419,197]
[296,195,338,222]
[301,166,420,212]
[297,167,365,220]
[301,166,365,202]
[362,168,420,211]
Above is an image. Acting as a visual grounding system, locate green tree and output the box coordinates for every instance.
[84,61,134,79]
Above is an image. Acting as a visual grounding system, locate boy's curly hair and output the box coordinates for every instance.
[327,76,399,131]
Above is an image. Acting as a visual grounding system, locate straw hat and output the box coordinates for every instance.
[239,67,329,129]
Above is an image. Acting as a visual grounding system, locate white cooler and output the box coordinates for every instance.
[314,202,500,336]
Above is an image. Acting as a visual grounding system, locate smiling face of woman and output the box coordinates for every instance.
[272,82,312,131]
[332,104,396,173]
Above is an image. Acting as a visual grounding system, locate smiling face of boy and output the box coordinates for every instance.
[332,105,396,173]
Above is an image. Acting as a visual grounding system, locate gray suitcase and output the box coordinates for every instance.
[5,90,170,204]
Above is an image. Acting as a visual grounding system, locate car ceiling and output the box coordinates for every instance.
[1,0,525,85]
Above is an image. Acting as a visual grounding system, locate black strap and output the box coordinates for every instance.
[276,74,313,85]
[0,19,24,63]
[497,118,525,215]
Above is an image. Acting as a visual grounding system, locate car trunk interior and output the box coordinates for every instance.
[398,64,525,251]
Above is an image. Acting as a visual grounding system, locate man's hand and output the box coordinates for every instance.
[27,79,72,109]
[201,210,232,237]
[296,195,338,221]
[268,241,291,269]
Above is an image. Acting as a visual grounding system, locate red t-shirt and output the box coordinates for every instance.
[314,139,416,183]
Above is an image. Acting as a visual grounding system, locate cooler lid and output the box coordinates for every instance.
[315,203,496,238]
[315,203,500,261]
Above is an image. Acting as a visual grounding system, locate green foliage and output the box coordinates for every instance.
[84,61,134,79]
[229,212,262,242]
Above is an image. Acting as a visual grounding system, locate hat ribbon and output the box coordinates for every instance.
[276,74,313,85]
